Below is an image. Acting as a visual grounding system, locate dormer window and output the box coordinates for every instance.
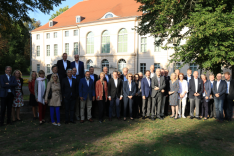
[76,16,81,23]
[100,12,118,19]
[49,21,53,27]
[105,13,113,18]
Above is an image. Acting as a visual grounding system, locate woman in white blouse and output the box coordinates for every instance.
[178,73,188,118]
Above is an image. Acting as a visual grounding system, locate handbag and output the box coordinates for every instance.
[43,87,52,99]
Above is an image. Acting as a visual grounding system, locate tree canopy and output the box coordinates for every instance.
[49,5,69,20]
[136,0,234,75]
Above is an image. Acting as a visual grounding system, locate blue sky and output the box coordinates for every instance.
[28,0,83,26]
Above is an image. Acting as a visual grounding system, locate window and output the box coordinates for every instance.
[155,37,161,52]
[74,30,78,36]
[36,34,40,40]
[101,30,110,53]
[154,63,160,69]
[47,64,50,74]
[74,42,78,55]
[54,44,58,56]
[36,46,40,57]
[76,16,81,23]
[87,32,94,54]
[174,63,181,70]
[46,45,50,56]
[105,13,114,18]
[101,59,109,73]
[65,43,69,54]
[141,37,147,52]
[118,59,126,73]
[46,33,50,39]
[140,63,146,75]
[37,64,40,73]
[190,63,198,74]
[87,60,93,70]
[54,32,57,38]
[49,21,53,27]
[65,31,69,37]
[118,28,128,53]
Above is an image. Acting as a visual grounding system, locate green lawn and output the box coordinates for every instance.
[0,114,233,156]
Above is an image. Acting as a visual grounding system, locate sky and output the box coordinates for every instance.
[28,0,83,26]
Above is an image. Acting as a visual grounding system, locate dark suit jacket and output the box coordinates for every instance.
[141,77,152,98]
[90,74,98,88]
[164,76,170,96]
[0,74,18,97]
[108,78,123,98]
[184,75,194,82]
[123,81,136,97]
[99,74,112,84]
[72,75,81,97]
[61,77,77,99]
[70,61,85,78]
[79,78,95,101]
[227,79,234,100]
[57,59,71,79]
[212,80,227,100]
[188,78,204,99]
[46,73,59,81]
[151,76,166,97]
[120,74,128,81]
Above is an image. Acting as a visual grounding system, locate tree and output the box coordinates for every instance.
[136,0,234,75]
[49,5,69,20]
[0,0,64,37]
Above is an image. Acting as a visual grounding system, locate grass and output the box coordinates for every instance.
[0,113,233,156]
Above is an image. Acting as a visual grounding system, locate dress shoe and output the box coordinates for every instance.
[80,120,84,123]
[190,117,194,119]
[142,116,146,119]
[76,117,81,121]
[88,118,94,122]
[228,119,232,122]
[109,118,112,121]
[196,117,201,120]
[65,121,69,124]
[146,116,150,118]
[70,121,76,124]
[174,117,178,120]
[170,116,175,118]
[7,122,13,125]
[159,117,164,120]
[99,121,102,123]
[151,118,155,121]
[117,117,121,120]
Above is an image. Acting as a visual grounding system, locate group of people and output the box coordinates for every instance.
[0,53,233,127]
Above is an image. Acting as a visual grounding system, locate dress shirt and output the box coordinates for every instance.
[178,80,188,99]
[114,78,118,87]
[75,61,79,75]
[194,78,198,93]
[150,72,154,78]
[90,74,94,81]
[67,77,72,87]
[72,75,76,79]
[128,82,132,91]
[63,60,67,70]
[6,74,11,92]
[105,74,109,83]
[187,76,191,85]
[226,80,230,94]
[86,78,90,86]
[210,81,214,88]
[146,77,151,87]
[123,75,127,81]
[157,76,160,87]
[217,80,221,91]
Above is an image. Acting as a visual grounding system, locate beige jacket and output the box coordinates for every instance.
[45,82,62,107]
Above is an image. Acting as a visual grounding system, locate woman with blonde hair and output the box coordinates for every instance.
[169,73,180,119]
[45,74,62,126]
[178,73,188,118]
[28,71,39,120]
[12,70,24,122]
[95,72,108,123]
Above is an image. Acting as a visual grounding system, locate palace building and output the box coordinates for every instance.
[31,0,197,75]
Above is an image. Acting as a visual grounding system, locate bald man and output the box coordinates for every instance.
[70,55,85,78]
[150,65,156,78]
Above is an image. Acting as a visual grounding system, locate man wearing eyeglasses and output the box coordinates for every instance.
[70,55,85,79]
[47,65,59,81]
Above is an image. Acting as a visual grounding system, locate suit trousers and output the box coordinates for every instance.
[190,97,200,118]
[209,99,216,118]
[98,100,104,121]
[0,93,14,124]
[142,97,152,117]
[152,93,162,118]
[91,100,97,118]
[224,94,233,120]
[214,98,224,121]
[123,97,133,117]
[178,98,186,117]
[80,95,92,120]
[185,97,190,116]
[161,95,169,117]
[75,97,80,120]
[64,97,75,122]
[201,97,209,118]
[133,96,141,118]
[109,95,120,118]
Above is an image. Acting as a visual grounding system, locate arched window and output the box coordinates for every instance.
[101,30,110,53]
[118,29,128,53]
[105,13,114,18]
[101,59,109,73]
[87,60,93,70]
[87,32,94,54]
[118,59,126,73]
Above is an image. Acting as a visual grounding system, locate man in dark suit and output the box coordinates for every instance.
[108,71,123,121]
[151,69,166,120]
[213,73,227,122]
[70,55,85,79]
[0,66,18,126]
[57,53,71,83]
[184,69,194,116]
[161,69,170,117]
[188,71,203,120]
[61,69,77,124]
[120,67,128,81]
[79,71,95,123]
[89,66,98,118]
[47,65,59,81]
[72,67,81,121]
[141,70,152,119]
[208,74,216,118]
[224,72,234,121]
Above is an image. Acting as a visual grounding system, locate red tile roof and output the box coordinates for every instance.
[32,0,142,32]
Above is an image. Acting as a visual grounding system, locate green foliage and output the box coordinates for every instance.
[49,5,69,20]
[136,0,234,75]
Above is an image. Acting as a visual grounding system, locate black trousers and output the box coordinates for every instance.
[91,100,97,118]
[64,98,75,122]
[209,99,216,118]
[202,97,209,118]
[133,96,141,118]
[185,97,190,116]
[1,93,14,124]
[104,100,109,117]
[224,95,233,120]
[98,100,104,121]
[123,97,133,118]
[164,96,169,116]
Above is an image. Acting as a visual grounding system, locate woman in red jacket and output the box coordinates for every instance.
[28,71,38,120]
[95,72,108,123]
